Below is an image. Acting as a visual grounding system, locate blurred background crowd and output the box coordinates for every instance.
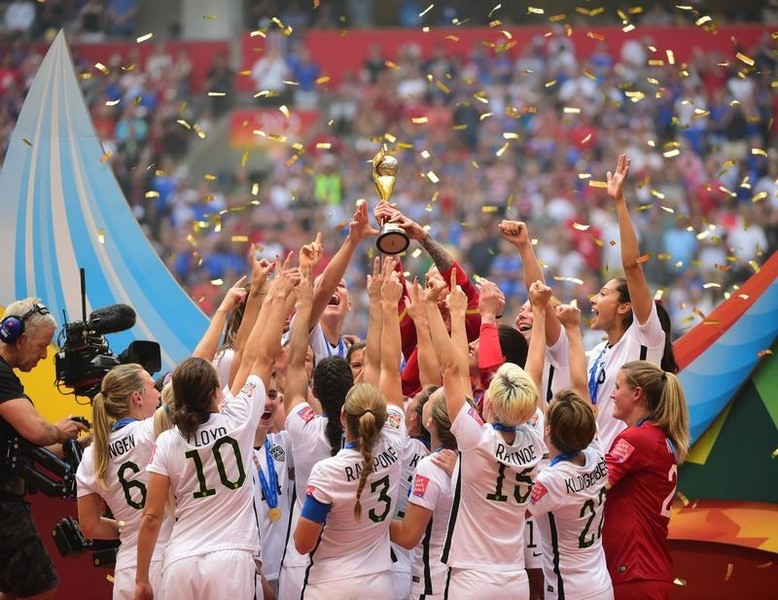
[0,0,776,348]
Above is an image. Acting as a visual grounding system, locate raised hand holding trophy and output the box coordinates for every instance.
[372,148,410,255]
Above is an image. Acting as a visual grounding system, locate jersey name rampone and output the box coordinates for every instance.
[344,445,399,482]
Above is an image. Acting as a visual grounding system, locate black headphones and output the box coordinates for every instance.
[0,303,50,344]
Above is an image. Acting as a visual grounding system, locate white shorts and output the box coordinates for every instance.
[278,564,307,600]
[445,567,529,600]
[161,550,258,600]
[112,560,162,600]
[392,543,411,600]
[523,516,543,570]
[301,571,393,600]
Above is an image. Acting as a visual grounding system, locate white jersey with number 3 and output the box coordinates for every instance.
[147,374,266,567]
[527,445,613,600]
[76,418,172,573]
[302,406,406,587]
[443,403,543,572]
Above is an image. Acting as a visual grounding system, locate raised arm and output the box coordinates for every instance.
[608,153,653,325]
[310,201,377,326]
[556,303,590,407]
[407,280,440,388]
[445,270,472,394]
[228,250,274,387]
[526,280,552,406]
[231,256,300,395]
[192,276,247,361]
[362,257,384,387]
[499,220,562,345]
[283,266,314,415]
[427,270,470,418]
[379,259,404,410]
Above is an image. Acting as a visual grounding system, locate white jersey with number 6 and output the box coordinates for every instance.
[76,418,172,573]
[443,403,543,572]
[527,445,613,600]
[301,406,406,588]
[147,374,266,567]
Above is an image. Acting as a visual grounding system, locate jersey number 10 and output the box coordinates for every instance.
[184,436,247,499]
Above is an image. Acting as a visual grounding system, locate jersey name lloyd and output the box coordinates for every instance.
[345,445,399,482]
[564,459,607,494]
[495,442,537,466]
[188,426,228,447]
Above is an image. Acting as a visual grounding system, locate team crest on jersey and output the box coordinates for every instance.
[526,412,539,429]
[610,439,635,463]
[298,406,315,423]
[530,482,548,504]
[269,444,286,462]
[241,381,257,397]
[386,411,402,430]
[468,406,484,426]
[412,474,430,498]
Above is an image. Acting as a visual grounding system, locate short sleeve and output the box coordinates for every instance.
[227,374,266,427]
[0,362,25,403]
[527,469,562,517]
[450,402,487,452]
[632,302,665,348]
[146,431,172,478]
[546,326,568,368]
[306,462,334,505]
[75,448,98,498]
[407,459,443,512]
[383,405,406,445]
[605,429,647,488]
[285,401,317,440]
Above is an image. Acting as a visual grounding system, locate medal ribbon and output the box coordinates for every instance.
[257,438,279,511]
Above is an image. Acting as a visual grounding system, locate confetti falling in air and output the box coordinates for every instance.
[136,32,153,43]
[673,578,687,587]
[97,229,105,244]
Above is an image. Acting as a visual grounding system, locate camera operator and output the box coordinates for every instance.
[0,298,88,600]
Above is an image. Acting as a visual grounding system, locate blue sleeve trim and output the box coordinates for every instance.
[301,494,331,525]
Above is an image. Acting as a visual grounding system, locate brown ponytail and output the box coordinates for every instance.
[344,383,387,520]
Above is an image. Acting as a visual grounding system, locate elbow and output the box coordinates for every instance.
[396,535,417,551]
[79,519,100,540]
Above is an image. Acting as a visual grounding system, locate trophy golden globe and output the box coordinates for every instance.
[372,149,410,255]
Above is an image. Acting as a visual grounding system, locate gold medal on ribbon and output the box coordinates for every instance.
[268,507,282,522]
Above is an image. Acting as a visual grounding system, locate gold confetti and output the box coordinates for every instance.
[549,13,566,22]
[107,574,114,583]
[241,151,250,167]
[673,578,687,587]
[479,112,494,121]
[482,206,499,213]
[176,119,191,129]
[588,180,608,188]
[426,171,440,183]
[231,235,249,243]
[702,283,721,289]
[279,105,290,119]
[676,490,690,506]
[648,59,665,67]
[136,32,153,43]
[694,15,712,26]
[545,80,557,88]
[651,189,666,200]
[749,260,760,273]
[578,173,591,179]
[488,3,501,18]
[503,132,520,140]
[495,142,509,157]
[95,62,109,74]
[635,254,651,265]
[444,34,460,42]
[315,75,331,85]
[528,6,544,14]
[411,116,429,124]
[622,23,635,32]
[772,449,778,459]
[420,150,430,159]
[666,49,676,65]
[663,148,681,158]
[736,52,755,67]
[419,3,434,17]
[572,222,590,231]
[587,31,605,41]
[751,147,768,157]
[553,276,584,285]
[211,278,224,286]
[144,191,159,198]
[660,205,675,214]
[563,106,581,114]
[251,183,259,196]
[202,14,218,20]
[435,81,450,94]
[411,248,422,258]
[207,91,226,97]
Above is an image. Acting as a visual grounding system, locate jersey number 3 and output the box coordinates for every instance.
[184,436,247,499]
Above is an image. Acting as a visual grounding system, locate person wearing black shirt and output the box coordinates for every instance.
[0,298,87,600]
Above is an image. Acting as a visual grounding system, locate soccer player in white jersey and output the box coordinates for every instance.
[528,391,612,600]
[251,373,294,597]
[278,266,354,600]
[294,261,407,600]
[390,388,455,600]
[425,271,545,600]
[585,154,676,450]
[76,364,172,600]
[134,261,300,600]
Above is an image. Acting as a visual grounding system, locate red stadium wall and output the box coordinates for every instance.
[240,24,770,90]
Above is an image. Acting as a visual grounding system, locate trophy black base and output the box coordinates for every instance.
[376,225,410,255]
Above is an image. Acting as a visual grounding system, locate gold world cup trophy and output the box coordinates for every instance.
[372,149,410,255]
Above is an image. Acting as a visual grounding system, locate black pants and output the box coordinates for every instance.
[0,499,59,597]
